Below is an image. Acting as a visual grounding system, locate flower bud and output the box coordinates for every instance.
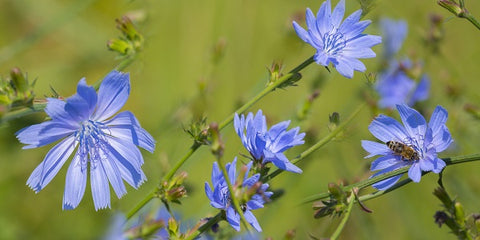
[438,0,464,17]
[454,202,466,227]
[209,122,224,159]
[107,39,133,55]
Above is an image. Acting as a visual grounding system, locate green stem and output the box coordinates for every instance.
[461,12,480,31]
[216,158,251,232]
[125,56,316,222]
[163,144,200,182]
[302,153,480,204]
[125,190,156,220]
[186,212,223,240]
[330,190,356,240]
[263,102,365,182]
[126,145,199,221]
[218,56,315,130]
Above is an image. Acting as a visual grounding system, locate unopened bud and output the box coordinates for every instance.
[438,0,464,16]
[116,16,142,41]
[328,182,346,202]
[454,202,465,226]
[107,39,133,55]
[10,67,28,93]
[268,61,284,84]
[208,122,224,159]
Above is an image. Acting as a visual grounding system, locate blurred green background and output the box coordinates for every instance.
[1,0,480,239]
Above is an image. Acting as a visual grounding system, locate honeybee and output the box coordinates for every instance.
[386,141,420,161]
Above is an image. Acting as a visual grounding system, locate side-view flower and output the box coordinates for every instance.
[205,158,272,232]
[234,110,305,173]
[293,0,382,78]
[16,70,155,210]
[362,105,453,190]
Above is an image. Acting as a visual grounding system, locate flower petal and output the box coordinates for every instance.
[368,114,409,143]
[27,136,77,192]
[205,182,213,201]
[105,111,156,153]
[407,162,422,182]
[316,0,332,34]
[90,162,111,210]
[371,162,406,190]
[428,105,453,152]
[244,210,262,232]
[432,157,446,173]
[99,149,127,199]
[16,121,76,149]
[265,152,302,173]
[93,71,130,121]
[105,136,146,188]
[331,0,345,29]
[64,79,97,122]
[44,98,78,126]
[62,153,87,210]
[370,155,405,171]
[293,21,312,46]
[396,104,427,140]
[361,140,390,158]
[334,58,354,78]
[226,207,241,231]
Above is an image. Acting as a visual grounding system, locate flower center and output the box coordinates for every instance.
[74,120,109,167]
[322,30,346,56]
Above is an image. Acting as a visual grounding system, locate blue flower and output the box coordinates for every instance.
[234,110,305,173]
[204,158,273,232]
[16,70,155,210]
[376,59,430,108]
[362,105,453,190]
[292,0,382,78]
[380,18,408,59]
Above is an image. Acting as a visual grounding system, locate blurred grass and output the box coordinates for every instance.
[1,0,480,239]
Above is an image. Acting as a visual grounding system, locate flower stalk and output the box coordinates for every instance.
[302,153,480,204]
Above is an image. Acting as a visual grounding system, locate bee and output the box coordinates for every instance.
[386,141,420,161]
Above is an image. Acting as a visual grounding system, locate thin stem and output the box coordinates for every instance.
[302,153,480,204]
[218,56,315,130]
[126,190,156,220]
[263,102,365,182]
[330,190,356,240]
[186,212,223,240]
[462,12,480,31]
[126,145,199,221]
[163,144,200,182]
[216,158,251,232]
